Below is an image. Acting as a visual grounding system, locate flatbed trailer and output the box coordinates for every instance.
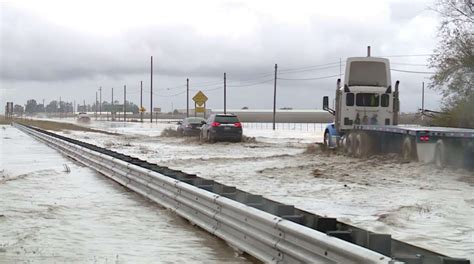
[342,125,474,169]
[322,49,474,169]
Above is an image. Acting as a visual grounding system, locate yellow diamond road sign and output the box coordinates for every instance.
[195,106,206,113]
[193,91,208,106]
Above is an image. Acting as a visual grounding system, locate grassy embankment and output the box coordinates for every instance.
[0,116,117,135]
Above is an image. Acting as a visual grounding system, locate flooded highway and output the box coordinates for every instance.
[2,119,473,262]
[0,125,253,263]
[59,119,473,262]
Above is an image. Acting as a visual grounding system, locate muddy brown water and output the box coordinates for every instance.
[0,126,254,263]
[59,122,473,262]
[3,120,474,262]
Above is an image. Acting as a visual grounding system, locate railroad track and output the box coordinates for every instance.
[13,123,470,264]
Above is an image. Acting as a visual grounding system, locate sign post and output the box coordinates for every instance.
[192,91,208,118]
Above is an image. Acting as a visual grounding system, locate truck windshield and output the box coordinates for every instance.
[348,61,388,87]
[356,93,379,107]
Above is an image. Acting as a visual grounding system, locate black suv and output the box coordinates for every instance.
[177,117,206,136]
[200,114,242,142]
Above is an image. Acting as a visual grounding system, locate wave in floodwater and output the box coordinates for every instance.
[0,126,254,263]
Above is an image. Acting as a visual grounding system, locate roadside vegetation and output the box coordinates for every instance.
[2,117,117,135]
[0,115,11,125]
[429,0,473,128]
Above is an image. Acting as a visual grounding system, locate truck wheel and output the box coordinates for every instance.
[207,133,214,143]
[323,130,330,148]
[354,132,370,158]
[345,133,354,156]
[401,136,416,163]
[435,139,447,168]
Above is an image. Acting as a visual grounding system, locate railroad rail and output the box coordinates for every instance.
[13,123,470,264]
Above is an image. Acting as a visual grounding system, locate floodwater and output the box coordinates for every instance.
[55,120,473,262]
[0,125,253,263]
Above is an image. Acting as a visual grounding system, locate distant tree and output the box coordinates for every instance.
[46,101,58,113]
[25,99,38,114]
[13,104,24,115]
[103,102,121,113]
[127,102,139,114]
[64,102,73,113]
[56,101,73,113]
[279,107,293,110]
[241,106,249,110]
[429,0,473,128]
[36,103,45,113]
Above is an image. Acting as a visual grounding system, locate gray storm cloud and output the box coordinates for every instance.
[0,1,440,112]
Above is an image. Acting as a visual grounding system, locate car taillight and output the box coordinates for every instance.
[211,122,220,127]
[234,122,242,128]
[420,135,430,142]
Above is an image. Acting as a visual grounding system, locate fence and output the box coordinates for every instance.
[242,122,326,132]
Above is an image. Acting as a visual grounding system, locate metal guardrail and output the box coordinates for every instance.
[13,123,470,264]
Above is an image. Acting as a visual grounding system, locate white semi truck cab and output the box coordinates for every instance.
[323,53,399,146]
[322,48,473,169]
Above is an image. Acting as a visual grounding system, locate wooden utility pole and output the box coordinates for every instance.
[150,56,153,123]
[95,91,98,120]
[99,86,102,120]
[112,87,114,120]
[272,64,278,130]
[186,78,189,117]
[140,81,143,123]
[224,72,227,114]
[123,85,126,122]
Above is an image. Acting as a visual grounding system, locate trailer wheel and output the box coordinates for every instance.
[345,132,354,156]
[401,136,414,162]
[354,132,370,158]
[435,139,447,168]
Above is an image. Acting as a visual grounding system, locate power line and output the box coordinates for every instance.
[200,86,223,92]
[143,89,188,98]
[279,64,344,75]
[391,62,429,66]
[126,90,141,94]
[278,61,340,72]
[382,54,436,58]
[112,56,437,99]
[391,69,435,74]
[155,84,187,91]
[189,70,273,86]
[278,74,342,81]
[157,90,188,97]
[227,79,274,87]
[227,72,275,83]
[189,79,223,87]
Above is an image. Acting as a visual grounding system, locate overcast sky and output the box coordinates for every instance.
[1,0,442,113]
